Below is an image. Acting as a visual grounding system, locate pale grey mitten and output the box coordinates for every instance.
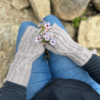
[5,26,45,87]
[46,23,93,67]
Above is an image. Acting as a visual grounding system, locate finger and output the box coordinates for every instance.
[43,43,47,46]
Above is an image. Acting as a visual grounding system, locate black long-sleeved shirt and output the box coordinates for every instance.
[82,54,100,84]
[0,54,100,100]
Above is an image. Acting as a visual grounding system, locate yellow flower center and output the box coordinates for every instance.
[50,35,52,37]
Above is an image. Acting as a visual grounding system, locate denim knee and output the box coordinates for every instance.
[20,21,34,26]
[19,21,37,30]
[43,15,58,21]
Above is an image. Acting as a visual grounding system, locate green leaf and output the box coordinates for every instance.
[72,23,75,27]
[75,22,80,28]
[43,55,46,60]
[41,39,43,43]
[88,48,93,50]
[81,17,88,20]
[43,39,46,43]
[39,30,43,34]
[72,19,75,23]
[82,10,87,16]
[74,17,81,22]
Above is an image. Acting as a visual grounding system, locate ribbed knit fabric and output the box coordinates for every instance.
[46,23,93,66]
[5,26,45,87]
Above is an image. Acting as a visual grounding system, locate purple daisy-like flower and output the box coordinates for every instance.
[44,34,50,41]
[48,32,53,39]
[35,36,41,43]
[44,22,51,29]
[50,38,56,45]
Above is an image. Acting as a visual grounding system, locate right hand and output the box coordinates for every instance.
[45,23,77,56]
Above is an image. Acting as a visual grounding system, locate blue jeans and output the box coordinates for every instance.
[7,15,100,100]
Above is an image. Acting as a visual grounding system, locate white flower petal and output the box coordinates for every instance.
[35,39,39,43]
[50,39,56,45]
[48,22,50,26]
[35,36,42,43]
[48,32,53,38]
[44,34,50,41]
[44,22,51,29]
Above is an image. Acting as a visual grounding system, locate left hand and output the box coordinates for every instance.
[5,26,45,87]
[17,26,45,61]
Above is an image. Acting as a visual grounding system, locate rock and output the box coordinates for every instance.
[92,0,100,11]
[3,78,6,83]
[0,24,20,88]
[29,0,51,21]
[50,0,90,21]
[0,0,39,26]
[78,14,100,48]
[12,0,30,10]
[0,79,3,88]
[0,0,39,88]
[97,49,100,56]
[61,20,76,39]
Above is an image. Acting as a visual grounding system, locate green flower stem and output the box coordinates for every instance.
[43,49,50,60]
[47,50,50,60]
[38,21,51,61]
[43,54,46,60]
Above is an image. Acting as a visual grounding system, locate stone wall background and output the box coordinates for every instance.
[0,0,100,88]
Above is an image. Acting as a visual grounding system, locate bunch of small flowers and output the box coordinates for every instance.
[35,20,56,46]
[35,20,56,60]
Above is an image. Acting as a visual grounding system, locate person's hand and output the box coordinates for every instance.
[17,26,45,61]
[45,23,92,66]
[45,23,76,55]
[5,26,45,87]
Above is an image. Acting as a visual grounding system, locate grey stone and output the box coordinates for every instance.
[0,80,3,88]
[0,0,39,88]
[50,0,90,21]
[92,0,100,11]
[61,20,76,39]
[12,0,30,10]
[0,25,19,88]
[29,0,51,21]
[0,0,39,26]
[78,14,100,48]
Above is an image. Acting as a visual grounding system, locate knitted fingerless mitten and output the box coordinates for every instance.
[5,26,45,87]
[46,23,93,67]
